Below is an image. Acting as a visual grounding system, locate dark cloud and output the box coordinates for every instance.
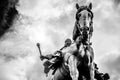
[0,0,19,38]
[3,54,16,62]
[113,0,120,6]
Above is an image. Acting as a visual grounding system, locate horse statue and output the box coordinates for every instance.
[37,3,95,80]
[52,3,95,80]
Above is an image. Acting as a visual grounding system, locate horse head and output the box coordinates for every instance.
[75,3,93,44]
[76,3,93,28]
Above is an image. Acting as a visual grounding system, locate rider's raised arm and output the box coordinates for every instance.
[36,43,55,60]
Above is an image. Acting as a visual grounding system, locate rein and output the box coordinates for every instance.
[76,5,93,38]
[76,6,93,20]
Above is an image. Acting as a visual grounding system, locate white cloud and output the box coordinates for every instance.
[18,0,75,20]
[0,0,120,80]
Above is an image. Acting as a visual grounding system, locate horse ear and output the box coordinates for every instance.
[76,3,79,9]
[88,3,92,10]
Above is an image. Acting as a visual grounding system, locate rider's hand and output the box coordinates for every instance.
[37,43,40,47]
[40,56,45,61]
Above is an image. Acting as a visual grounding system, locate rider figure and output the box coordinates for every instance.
[40,38,72,76]
[40,38,72,60]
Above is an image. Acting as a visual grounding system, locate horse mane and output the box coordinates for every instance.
[0,0,19,37]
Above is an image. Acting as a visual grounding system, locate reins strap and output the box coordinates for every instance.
[76,21,82,34]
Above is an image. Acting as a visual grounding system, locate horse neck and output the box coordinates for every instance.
[78,43,88,58]
[79,43,94,66]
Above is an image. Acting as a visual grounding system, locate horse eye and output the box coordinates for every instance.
[78,14,81,17]
[88,13,91,17]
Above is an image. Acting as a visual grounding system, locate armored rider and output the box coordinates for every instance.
[39,38,72,76]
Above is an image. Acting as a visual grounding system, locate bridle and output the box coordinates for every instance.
[75,6,93,45]
[76,6,93,21]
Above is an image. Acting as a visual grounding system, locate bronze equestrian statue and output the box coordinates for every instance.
[37,2,110,80]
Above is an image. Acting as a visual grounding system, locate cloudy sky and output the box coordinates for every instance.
[0,0,120,80]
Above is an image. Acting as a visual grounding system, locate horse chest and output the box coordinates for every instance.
[79,49,85,57]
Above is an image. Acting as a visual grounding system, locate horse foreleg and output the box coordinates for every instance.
[90,63,95,80]
[68,55,79,80]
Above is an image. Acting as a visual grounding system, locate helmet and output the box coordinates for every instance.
[65,38,72,47]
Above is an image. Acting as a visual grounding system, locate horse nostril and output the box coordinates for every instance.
[83,17,86,21]
[83,15,86,20]
[83,21,86,26]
